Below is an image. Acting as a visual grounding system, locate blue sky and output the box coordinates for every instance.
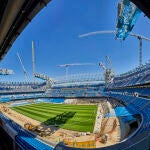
[0,0,150,82]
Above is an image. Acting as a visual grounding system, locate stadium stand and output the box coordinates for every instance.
[46,82,104,98]
[0,113,54,150]
[10,101,30,107]
[34,98,65,104]
[105,86,150,97]
[2,0,149,149]
[0,93,48,103]
[105,62,150,99]
[0,62,149,149]
[108,62,150,88]
[0,82,46,94]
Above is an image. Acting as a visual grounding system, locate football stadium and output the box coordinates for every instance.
[0,0,150,150]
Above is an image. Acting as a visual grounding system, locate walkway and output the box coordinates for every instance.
[93,103,103,133]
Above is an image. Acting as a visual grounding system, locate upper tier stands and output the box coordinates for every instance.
[0,82,46,93]
[108,62,150,88]
[106,86,150,97]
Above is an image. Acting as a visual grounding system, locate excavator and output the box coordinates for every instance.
[24,123,47,137]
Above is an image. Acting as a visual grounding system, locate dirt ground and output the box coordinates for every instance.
[0,102,121,148]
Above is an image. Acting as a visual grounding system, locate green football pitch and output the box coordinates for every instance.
[11,103,98,132]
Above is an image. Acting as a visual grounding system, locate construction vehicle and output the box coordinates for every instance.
[24,123,47,137]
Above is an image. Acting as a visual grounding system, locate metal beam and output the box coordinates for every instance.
[0,0,25,46]
[0,0,52,60]
[130,0,150,19]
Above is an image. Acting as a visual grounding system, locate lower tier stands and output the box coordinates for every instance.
[105,93,150,134]
[34,98,65,104]
[0,93,48,103]
[0,114,54,150]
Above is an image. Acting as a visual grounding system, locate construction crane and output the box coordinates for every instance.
[57,63,95,79]
[99,56,115,85]
[99,62,111,85]
[79,30,150,67]
[129,33,150,67]
[99,62,107,71]
[106,56,116,76]
[17,52,27,82]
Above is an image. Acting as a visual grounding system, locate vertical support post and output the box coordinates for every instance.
[13,141,16,150]
[66,66,68,80]
[32,41,35,82]
[140,39,142,66]
[139,38,142,66]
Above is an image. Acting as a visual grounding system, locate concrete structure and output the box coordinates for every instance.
[0,0,51,60]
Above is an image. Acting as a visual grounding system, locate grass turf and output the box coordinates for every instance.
[11,103,97,132]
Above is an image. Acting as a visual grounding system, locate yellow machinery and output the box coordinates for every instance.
[63,139,96,148]
[24,123,46,137]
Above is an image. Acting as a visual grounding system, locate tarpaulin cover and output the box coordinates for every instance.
[122,115,136,123]
[105,106,138,118]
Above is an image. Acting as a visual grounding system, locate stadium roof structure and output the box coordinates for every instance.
[52,73,105,87]
[0,0,51,61]
[130,0,150,19]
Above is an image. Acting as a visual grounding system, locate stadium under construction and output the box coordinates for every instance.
[0,0,150,150]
